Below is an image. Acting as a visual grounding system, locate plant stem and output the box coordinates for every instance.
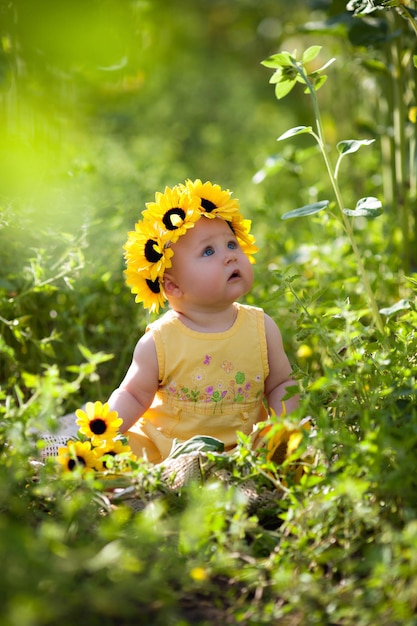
[390,11,410,274]
[397,5,417,37]
[295,61,385,334]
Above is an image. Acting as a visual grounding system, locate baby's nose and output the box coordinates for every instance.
[225,249,237,263]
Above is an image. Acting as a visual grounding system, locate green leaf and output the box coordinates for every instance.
[405,275,417,288]
[0,277,15,291]
[337,139,375,155]
[307,73,328,92]
[275,78,297,99]
[362,58,390,75]
[77,343,114,364]
[302,45,322,64]
[282,200,329,219]
[21,371,40,388]
[77,343,95,360]
[0,335,15,359]
[414,54,417,69]
[269,68,283,84]
[343,196,382,218]
[168,435,225,458]
[252,155,286,184]
[314,57,336,73]
[379,299,411,317]
[261,52,294,69]
[278,126,313,141]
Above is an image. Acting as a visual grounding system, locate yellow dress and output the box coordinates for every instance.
[127,303,270,463]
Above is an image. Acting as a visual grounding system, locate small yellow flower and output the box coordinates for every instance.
[190,567,208,582]
[57,440,99,474]
[75,401,122,445]
[297,344,313,359]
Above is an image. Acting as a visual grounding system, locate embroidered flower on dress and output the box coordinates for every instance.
[221,360,233,374]
[191,367,206,385]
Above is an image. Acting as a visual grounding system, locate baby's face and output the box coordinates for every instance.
[166,217,254,309]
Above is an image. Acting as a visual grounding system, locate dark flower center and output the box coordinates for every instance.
[271,441,288,466]
[163,208,186,230]
[68,456,86,471]
[201,198,217,212]
[90,418,107,435]
[102,451,116,469]
[146,278,161,294]
[144,239,163,263]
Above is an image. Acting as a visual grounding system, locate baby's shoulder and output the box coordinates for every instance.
[146,309,177,333]
[236,302,265,322]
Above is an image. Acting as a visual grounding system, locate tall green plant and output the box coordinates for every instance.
[304,0,417,273]
[261,45,385,333]
[347,0,417,273]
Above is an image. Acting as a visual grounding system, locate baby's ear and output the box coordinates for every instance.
[163,273,183,298]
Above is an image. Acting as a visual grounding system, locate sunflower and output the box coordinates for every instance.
[185,179,258,262]
[57,440,99,474]
[143,185,201,244]
[264,418,312,483]
[184,179,240,222]
[124,268,166,313]
[75,401,122,445]
[266,424,304,465]
[96,439,137,471]
[228,215,258,263]
[124,218,174,282]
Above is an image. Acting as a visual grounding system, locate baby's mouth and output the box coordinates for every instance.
[228,269,241,281]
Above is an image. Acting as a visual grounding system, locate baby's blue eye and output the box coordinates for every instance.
[227,240,237,249]
[202,247,214,257]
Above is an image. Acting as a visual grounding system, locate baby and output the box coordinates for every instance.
[106,179,299,463]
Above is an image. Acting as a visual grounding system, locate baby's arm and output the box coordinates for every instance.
[107,331,159,433]
[264,313,299,417]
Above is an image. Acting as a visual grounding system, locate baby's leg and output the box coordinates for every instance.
[126,428,163,464]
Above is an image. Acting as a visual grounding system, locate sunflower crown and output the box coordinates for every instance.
[123,179,258,312]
